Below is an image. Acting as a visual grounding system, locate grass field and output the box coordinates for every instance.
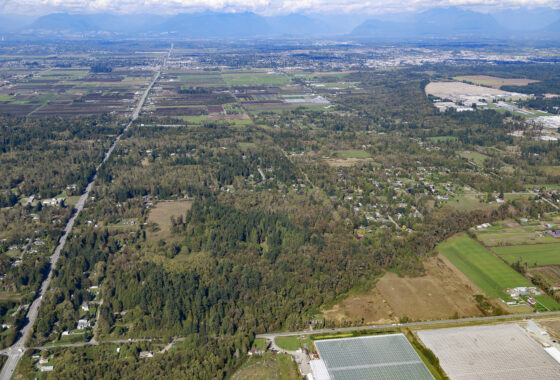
[252,338,268,351]
[477,231,559,247]
[335,150,371,159]
[222,73,290,86]
[275,336,301,351]
[493,244,560,266]
[444,193,488,211]
[147,200,193,241]
[459,151,489,166]
[427,136,458,142]
[231,353,299,380]
[437,235,532,299]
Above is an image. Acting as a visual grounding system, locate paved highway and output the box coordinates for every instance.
[0,47,169,380]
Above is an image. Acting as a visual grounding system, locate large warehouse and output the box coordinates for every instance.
[311,334,434,380]
[418,324,560,380]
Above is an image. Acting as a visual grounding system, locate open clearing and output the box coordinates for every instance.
[335,149,371,159]
[324,157,375,167]
[453,75,539,89]
[459,150,489,166]
[425,81,520,98]
[444,193,489,211]
[147,200,192,240]
[231,353,299,380]
[323,255,484,323]
[493,244,560,266]
[436,235,532,300]
[418,324,560,380]
[477,228,559,247]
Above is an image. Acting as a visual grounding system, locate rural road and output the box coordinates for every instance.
[0,46,170,380]
[256,310,560,340]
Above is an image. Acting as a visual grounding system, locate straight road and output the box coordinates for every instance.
[256,310,560,339]
[0,47,169,380]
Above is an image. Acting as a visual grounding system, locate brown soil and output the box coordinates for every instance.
[323,255,485,324]
[324,157,375,167]
[147,200,192,241]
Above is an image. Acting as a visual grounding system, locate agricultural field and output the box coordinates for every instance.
[437,235,533,299]
[0,65,154,117]
[425,81,522,99]
[323,255,484,324]
[493,244,560,266]
[453,75,539,89]
[222,72,290,86]
[476,219,559,247]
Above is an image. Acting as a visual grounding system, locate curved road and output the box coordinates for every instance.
[0,47,170,380]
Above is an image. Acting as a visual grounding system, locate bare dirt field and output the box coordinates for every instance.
[538,319,560,340]
[147,200,192,241]
[377,255,484,320]
[322,286,396,324]
[455,75,539,89]
[323,255,484,323]
[425,81,519,98]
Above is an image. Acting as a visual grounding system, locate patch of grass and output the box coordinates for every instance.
[231,353,299,380]
[437,235,532,300]
[275,336,301,351]
[444,193,487,211]
[238,142,256,150]
[335,150,371,159]
[477,232,558,247]
[534,295,560,311]
[427,136,458,142]
[147,200,193,241]
[223,73,289,86]
[493,244,560,266]
[252,338,267,351]
[459,151,489,166]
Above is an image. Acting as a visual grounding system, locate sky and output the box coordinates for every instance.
[0,0,559,16]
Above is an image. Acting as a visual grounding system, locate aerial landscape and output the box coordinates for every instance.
[1,1,560,379]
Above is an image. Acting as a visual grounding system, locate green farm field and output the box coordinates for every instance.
[222,73,290,86]
[437,235,533,299]
[493,244,560,266]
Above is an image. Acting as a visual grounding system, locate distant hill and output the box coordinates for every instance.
[28,13,167,34]
[11,7,560,39]
[493,8,560,31]
[352,7,504,39]
[154,12,271,38]
[30,13,97,33]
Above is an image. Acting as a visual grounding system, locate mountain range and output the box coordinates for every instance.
[1,7,560,40]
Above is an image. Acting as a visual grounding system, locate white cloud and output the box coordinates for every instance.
[1,0,559,15]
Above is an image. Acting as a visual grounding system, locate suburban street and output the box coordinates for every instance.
[0,47,170,380]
